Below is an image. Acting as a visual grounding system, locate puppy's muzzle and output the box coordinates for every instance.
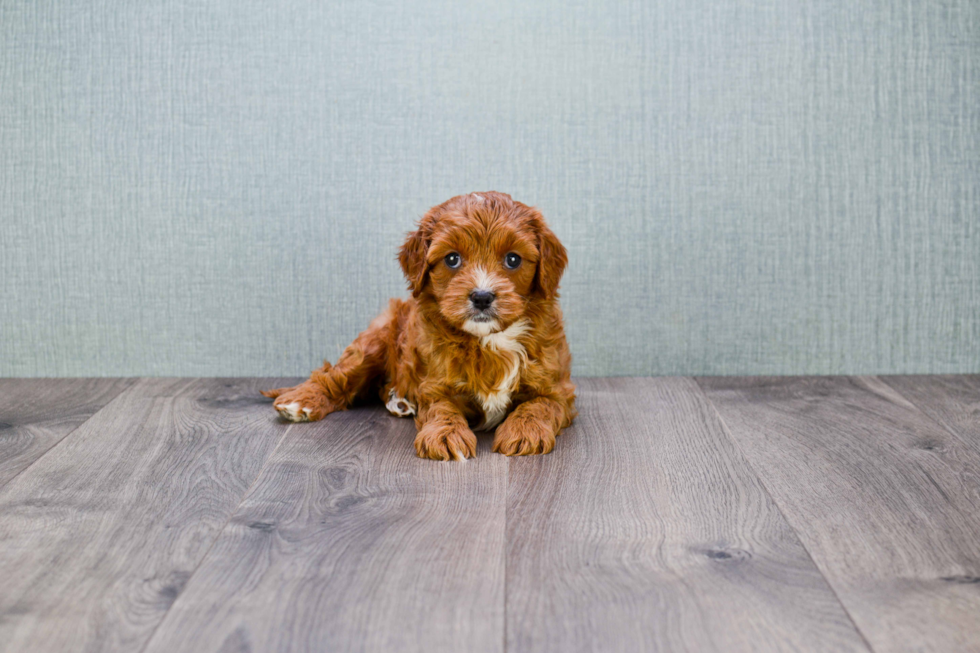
[469,290,495,312]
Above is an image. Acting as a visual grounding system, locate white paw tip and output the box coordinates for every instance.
[454,450,467,462]
[277,401,307,422]
[385,392,417,417]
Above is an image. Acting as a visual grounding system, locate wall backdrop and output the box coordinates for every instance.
[2,0,978,377]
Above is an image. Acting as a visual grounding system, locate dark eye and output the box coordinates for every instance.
[504,252,522,269]
[444,252,462,269]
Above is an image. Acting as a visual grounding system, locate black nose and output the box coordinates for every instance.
[469,290,495,311]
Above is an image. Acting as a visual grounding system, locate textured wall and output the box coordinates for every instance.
[1,0,978,377]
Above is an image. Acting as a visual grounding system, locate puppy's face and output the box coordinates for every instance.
[400,192,567,336]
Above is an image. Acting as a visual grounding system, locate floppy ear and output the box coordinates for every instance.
[533,219,568,300]
[399,226,430,298]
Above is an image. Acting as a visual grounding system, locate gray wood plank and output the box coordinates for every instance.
[698,376,980,653]
[142,404,507,653]
[881,375,980,452]
[0,378,135,487]
[506,377,868,653]
[0,377,293,653]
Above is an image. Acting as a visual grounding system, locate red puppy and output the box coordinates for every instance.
[262,192,576,460]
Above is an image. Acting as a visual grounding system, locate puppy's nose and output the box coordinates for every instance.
[469,290,495,311]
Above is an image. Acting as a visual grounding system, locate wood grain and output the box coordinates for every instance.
[881,375,980,452]
[142,404,507,653]
[0,377,293,653]
[0,378,135,487]
[506,377,868,653]
[698,376,980,653]
[4,375,978,652]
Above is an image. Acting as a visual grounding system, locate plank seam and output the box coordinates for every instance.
[692,377,878,653]
[0,378,138,491]
[135,417,296,653]
[877,375,980,457]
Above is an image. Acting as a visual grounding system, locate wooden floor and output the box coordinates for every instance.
[0,377,977,653]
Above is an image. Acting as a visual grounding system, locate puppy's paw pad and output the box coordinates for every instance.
[385,390,416,417]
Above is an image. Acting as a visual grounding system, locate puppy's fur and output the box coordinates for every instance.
[262,192,576,460]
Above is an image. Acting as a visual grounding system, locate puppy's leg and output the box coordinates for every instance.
[262,311,392,422]
[414,400,477,461]
[492,396,571,456]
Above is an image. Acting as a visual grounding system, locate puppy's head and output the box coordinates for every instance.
[399,192,567,336]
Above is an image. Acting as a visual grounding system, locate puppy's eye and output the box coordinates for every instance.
[504,252,522,269]
[444,252,462,269]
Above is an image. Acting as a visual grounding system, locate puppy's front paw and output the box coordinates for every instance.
[414,422,477,461]
[265,382,338,422]
[493,413,557,456]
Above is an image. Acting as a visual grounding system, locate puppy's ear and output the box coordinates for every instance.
[533,219,568,300]
[399,226,430,298]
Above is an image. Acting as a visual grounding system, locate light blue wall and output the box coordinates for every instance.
[2,0,978,377]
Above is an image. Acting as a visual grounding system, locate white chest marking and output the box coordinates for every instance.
[475,319,530,430]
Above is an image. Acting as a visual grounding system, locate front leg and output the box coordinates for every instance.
[414,400,477,461]
[260,368,344,422]
[493,396,570,456]
[261,306,394,421]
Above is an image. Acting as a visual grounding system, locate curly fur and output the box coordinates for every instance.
[262,191,576,460]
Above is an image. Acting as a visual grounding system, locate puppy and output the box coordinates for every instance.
[262,191,576,460]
